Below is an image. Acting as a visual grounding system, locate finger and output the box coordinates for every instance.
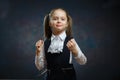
[66,43,70,48]
[35,40,44,46]
[40,40,44,44]
[35,40,40,46]
[67,43,73,51]
[69,40,75,46]
[36,42,40,47]
[68,42,73,48]
[67,42,73,49]
[37,46,40,48]
[70,39,75,43]
[70,39,76,46]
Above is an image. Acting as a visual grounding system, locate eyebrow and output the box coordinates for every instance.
[52,16,67,18]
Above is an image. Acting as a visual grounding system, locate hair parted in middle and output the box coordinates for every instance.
[43,8,73,39]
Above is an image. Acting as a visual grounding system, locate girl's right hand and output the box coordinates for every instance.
[35,40,44,56]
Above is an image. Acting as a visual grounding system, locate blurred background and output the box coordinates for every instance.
[0,0,120,80]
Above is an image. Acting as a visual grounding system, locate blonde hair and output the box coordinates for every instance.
[43,8,73,39]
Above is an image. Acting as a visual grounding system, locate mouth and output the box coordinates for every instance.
[56,25,62,27]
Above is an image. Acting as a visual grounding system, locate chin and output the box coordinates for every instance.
[57,28,64,31]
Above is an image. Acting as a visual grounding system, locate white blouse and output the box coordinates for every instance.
[35,31,87,70]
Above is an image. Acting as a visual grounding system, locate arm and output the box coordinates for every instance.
[35,40,46,70]
[74,42,87,65]
[67,39,87,65]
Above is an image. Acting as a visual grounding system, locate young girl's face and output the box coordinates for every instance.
[49,9,68,35]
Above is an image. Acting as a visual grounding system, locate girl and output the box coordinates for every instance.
[35,8,87,80]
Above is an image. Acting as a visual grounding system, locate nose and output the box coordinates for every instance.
[57,19,61,23]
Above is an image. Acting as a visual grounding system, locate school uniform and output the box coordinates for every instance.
[44,32,76,80]
[35,31,87,80]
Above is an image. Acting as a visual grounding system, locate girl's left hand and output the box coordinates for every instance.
[66,39,78,57]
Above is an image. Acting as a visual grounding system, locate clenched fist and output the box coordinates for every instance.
[66,39,78,57]
[35,40,44,56]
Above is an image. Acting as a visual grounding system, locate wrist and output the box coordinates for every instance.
[73,52,78,57]
[72,49,79,57]
[36,50,40,56]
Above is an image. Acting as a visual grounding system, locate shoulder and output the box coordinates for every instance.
[66,36,73,40]
[44,38,51,44]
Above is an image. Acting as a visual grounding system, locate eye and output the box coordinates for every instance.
[52,18,57,20]
[61,18,66,21]
[51,17,58,20]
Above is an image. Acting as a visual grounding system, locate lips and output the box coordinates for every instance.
[56,25,62,27]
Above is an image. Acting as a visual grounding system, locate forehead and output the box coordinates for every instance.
[51,9,67,17]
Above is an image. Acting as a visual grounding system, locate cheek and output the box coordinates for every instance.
[65,22,68,27]
[49,20,55,26]
[49,21,54,27]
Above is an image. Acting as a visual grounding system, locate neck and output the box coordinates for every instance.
[52,30,65,36]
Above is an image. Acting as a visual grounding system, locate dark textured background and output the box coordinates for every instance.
[0,0,120,80]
